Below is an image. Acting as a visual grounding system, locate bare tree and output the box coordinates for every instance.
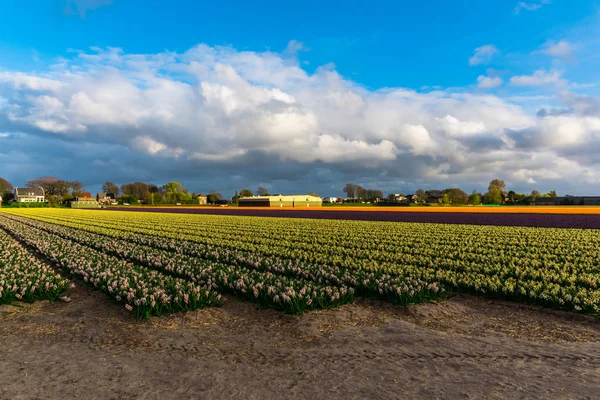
[343,183,357,199]
[0,177,13,198]
[102,181,120,196]
[207,190,222,204]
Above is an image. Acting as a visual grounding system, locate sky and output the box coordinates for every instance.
[1,0,600,196]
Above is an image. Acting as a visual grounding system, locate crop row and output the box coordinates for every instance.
[21,210,599,271]
[21,209,598,253]
[4,214,441,308]
[0,215,222,318]
[0,226,69,304]
[15,210,600,291]
[0,215,361,314]
[6,209,600,315]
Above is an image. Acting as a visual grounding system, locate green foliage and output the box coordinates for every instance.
[441,193,450,205]
[484,180,504,204]
[239,188,253,198]
[488,179,507,195]
[468,190,481,205]
[443,188,468,204]
[119,195,139,204]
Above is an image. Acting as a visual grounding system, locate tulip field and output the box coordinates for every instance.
[1,208,599,318]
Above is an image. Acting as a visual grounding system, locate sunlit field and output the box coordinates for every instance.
[1,208,599,318]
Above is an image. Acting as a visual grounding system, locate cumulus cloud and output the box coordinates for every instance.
[477,75,503,89]
[436,115,486,137]
[514,0,551,14]
[0,72,64,91]
[469,45,499,66]
[510,69,563,86]
[536,40,576,61]
[0,44,599,195]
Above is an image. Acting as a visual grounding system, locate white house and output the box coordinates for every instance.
[394,194,407,202]
[14,187,45,203]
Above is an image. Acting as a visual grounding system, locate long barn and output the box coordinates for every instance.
[238,195,322,207]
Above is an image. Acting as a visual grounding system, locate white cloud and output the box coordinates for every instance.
[283,40,308,56]
[538,115,600,147]
[1,43,600,194]
[437,115,486,137]
[469,45,499,66]
[514,0,551,14]
[536,40,576,60]
[132,136,167,155]
[510,69,563,86]
[477,75,503,89]
[0,72,63,92]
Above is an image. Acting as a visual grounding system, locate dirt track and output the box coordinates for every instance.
[2,285,600,399]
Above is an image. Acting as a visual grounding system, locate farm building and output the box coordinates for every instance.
[239,195,323,207]
[14,187,45,203]
[196,194,208,205]
[71,194,100,209]
[321,196,338,203]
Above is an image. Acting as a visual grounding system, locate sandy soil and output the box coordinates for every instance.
[1,286,600,400]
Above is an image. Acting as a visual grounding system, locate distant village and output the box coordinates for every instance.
[1,176,600,208]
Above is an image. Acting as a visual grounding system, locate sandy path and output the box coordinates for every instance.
[1,286,600,399]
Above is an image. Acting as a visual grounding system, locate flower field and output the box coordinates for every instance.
[1,207,599,317]
[109,206,600,229]
[0,227,69,304]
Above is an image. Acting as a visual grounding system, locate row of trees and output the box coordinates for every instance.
[0,176,86,204]
[114,181,224,205]
[470,180,558,205]
[342,184,384,203]
[340,179,560,206]
[0,177,221,205]
[1,176,562,206]
[385,180,558,205]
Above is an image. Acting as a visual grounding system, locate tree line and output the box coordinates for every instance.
[0,176,85,204]
[1,176,561,206]
[343,179,559,205]
[0,176,295,206]
[342,184,384,203]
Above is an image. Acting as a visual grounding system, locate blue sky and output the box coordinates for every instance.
[1,0,600,196]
